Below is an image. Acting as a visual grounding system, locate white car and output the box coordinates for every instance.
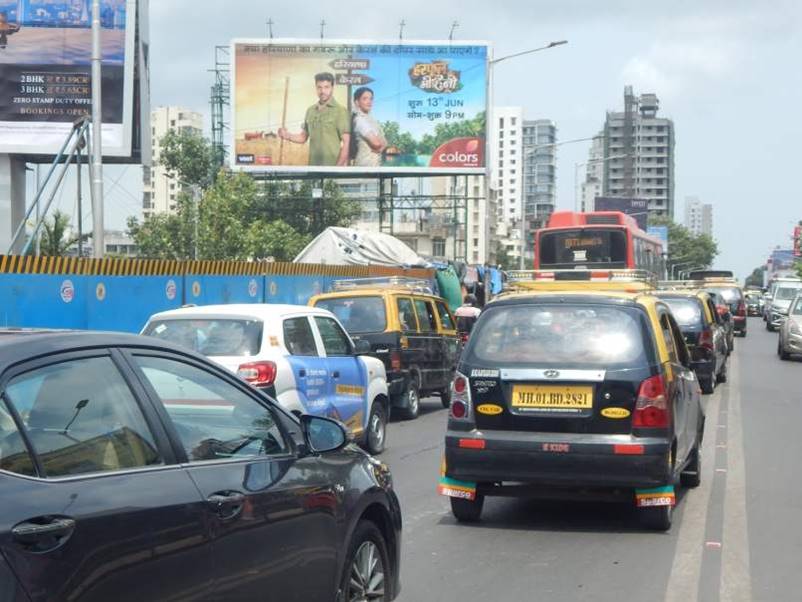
[141,304,390,454]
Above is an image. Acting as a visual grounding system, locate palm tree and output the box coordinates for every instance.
[38,210,88,257]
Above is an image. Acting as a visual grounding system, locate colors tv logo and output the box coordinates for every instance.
[429,137,484,169]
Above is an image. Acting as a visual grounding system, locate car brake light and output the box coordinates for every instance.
[632,374,670,428]
[237,361,277,387]
[700,329,714,351]
[450,372,472,420]
[390,351,402,372]
[736,302,746,317]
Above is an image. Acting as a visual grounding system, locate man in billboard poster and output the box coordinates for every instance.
[351,86,386,167]
[0,12,20,49]
[278,72,351,166]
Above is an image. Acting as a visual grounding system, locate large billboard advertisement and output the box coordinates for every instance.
[0,0,137,157]
[231,39,489,174]
[593,196,649,230]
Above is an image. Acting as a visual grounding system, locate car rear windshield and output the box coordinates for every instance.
[465,304,653,369]
[143,319,263,356]
[775,286,802,301]
[538,228,628,268]
[705,286,742,309]
[661,298,704,328]
[314,296,387,333]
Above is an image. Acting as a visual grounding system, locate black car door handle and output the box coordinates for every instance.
[12,517,76,545]
[207,492,245,507]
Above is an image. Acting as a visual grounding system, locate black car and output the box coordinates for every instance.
[0,330,401,602]
[440,292,705,531]
[704,285,747,338]
[656,291,728,394]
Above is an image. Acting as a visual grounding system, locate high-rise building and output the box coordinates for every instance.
[579,132,605,212]
[684,196,713,237]
[599,87,675,218]
[142,107,204,218]
[489,107,525,263]
[521,120,557,264]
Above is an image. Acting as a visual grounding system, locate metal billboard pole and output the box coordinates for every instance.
[91,0,104,258]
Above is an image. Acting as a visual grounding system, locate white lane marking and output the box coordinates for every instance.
[664,384,721,602]
[720,353,752,602]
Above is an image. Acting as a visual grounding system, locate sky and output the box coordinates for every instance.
[50,0,802,278]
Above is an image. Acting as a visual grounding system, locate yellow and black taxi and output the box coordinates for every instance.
[310,278,460,419]
[439,272,705,531]
[654,289,728,394]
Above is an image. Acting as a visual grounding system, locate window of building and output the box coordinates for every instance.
[511,117,517,126]
[499,118,504,128]
[432,238,446,257]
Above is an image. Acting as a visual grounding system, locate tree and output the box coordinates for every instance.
[38,210,89,256]
[247,220,311,262]
[745,266,765,288]
[158,129,214,189]
[648,215,719,274]
[494,241,515,272]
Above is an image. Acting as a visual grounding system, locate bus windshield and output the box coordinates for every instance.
[538,228,628,269]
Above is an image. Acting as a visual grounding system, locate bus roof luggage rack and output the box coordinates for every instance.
[504,269,657,292]
[331,277,433,294]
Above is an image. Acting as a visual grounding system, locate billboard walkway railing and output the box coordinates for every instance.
[0,256,433,333]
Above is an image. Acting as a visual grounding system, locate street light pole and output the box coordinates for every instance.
[90,0,104,258]
[485,41,567,270]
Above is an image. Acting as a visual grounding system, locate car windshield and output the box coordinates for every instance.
[465,304,652,368]
[792,299,802,316]
[143,319,263,356]
[705,286,742,310]
[314,296,386,333]
[661,298,704,328]
[775,286,802,301]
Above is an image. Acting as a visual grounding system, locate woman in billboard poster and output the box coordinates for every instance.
[350,86,387,168]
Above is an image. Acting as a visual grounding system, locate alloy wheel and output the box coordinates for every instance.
[347,541,386,601]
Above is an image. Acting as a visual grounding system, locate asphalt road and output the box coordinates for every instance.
[381,318,801,602]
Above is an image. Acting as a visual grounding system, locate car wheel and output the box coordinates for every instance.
[681,445,702,488]
[365,401,387,455]
[716,361,727,384]
[450,494,485,523]
[640,504,673,531]
[400,378,420,420]
[700,374,715,395]
[338,520,390,602]
[779,340,791,361]
[766,322,773,332]
[439,386,452,409]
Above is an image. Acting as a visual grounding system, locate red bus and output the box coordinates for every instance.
[534,211,665,275]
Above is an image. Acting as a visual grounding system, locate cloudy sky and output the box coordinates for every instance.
[75,0,801,277]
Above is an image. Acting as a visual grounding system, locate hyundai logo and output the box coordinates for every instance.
[544,370,560,379]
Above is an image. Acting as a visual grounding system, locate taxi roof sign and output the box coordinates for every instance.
[331,276,434,294]
[504,269,657,293]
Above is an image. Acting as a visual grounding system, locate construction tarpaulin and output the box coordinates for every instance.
[294,228,430,268]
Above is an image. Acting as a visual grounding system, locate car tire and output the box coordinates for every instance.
[716,361,728,384]
[365,401,387,455]
[766,322,774,332]
[338,520,391,602]
[680,445,702,488]
[450,494,484,523]
[640,504,673,531]
[700,374,715,395]
[779,340,791,361]
[400,378,420,420]
[439,386,452,409]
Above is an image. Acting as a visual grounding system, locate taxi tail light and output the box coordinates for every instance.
[390,351,402,372]
[632,374,670,428]
[736,302,746,318]
[237,361,277,387]
[699,329,714,351]
[450,372,472,421]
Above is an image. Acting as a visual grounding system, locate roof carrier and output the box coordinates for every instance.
[503,269,657,293]
[331,277,434,294]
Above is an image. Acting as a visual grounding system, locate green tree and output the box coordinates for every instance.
[381,121,418,155]
[37,210,89,256]
[494,241,515,271]
[745,266,765,288]
[247,220,311,261]
[158,129,214,189]
[417,111,486,155]
[648,215,719,275]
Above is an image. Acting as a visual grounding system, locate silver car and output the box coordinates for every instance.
[778,295,802,360]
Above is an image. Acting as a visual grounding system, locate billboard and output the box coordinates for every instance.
[0,0,138,157]
[231,39,489,174]
[593,196,649,230]
[768,249,795,275]
[647,225,669,253]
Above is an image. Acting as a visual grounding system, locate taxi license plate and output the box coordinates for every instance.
[511,385,593,410]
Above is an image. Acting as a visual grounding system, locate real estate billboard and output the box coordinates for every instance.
[593,196,650,230]
[231,39,489,174]
[0,0,138,157]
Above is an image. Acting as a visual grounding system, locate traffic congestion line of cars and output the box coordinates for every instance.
[438,269,734,531]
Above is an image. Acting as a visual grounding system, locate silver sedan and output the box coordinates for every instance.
[778,295,802,360]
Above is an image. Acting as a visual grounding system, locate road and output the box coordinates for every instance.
[381,319,801,602]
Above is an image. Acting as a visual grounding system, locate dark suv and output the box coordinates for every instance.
[0,331,401,602]
[440,291,705,531]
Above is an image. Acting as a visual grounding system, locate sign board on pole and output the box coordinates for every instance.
[647,225,669,253]
[593,196,649,230]
[0,0,141,159]
[231,39,489,174]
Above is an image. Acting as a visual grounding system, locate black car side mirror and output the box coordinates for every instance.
[353,339,372,355]
[300,415,349,454]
